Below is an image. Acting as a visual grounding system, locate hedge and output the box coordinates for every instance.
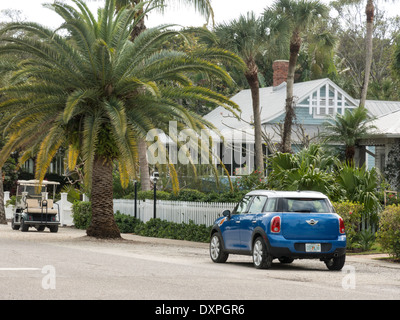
[332,201,364,249]
[377,205,400,259]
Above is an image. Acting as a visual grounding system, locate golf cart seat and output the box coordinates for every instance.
[24,199,58,214]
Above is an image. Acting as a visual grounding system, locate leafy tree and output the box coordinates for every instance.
[0,0,240,238]
[393,34,400,79]
[331,2,400,101]
[264,0,329,153]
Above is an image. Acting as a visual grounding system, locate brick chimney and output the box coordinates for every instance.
[272,60,289,88]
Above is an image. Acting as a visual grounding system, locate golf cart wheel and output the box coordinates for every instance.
[20,219,29,232]
[11,218,20,230]
[49,225,59,233]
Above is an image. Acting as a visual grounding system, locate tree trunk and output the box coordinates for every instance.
[129,5,152,191]
[345,145,355,165]
[0,169,6,225]
[281,32,301,153]
[139,139,151,190]
[245,61,264,176]
[359,0,374,108]
[86,155,121,239]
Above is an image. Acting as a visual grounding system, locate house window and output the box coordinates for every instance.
[307,83,356,118]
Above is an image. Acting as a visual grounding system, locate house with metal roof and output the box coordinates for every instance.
[358,108,400,173]
[203,60,400,176]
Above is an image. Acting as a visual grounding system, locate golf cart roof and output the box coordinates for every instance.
[17,180,60,186]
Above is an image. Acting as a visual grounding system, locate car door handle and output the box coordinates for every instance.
[235,221,241,224]
[252,221,257,224]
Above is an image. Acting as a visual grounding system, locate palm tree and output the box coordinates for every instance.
[322,106,376,164]
[0,0,239,238]
[264,0,329,153]
[211,12,270,176]
[113,0,215,191]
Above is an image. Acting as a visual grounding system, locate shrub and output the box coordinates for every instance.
[136,190,172,201]
[169,189,206,202]
[134,218,211,243]
[354,228,376,252]
[72,201,92,230]
[377,205,400,259]
[332,201,364,249]
[114,211,143,233]
[123,188,244,203]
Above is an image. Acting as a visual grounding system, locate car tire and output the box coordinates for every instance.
[210,233,228,263]
[278,257,294,264]
[325,254,346,271]
[253,237,273,269]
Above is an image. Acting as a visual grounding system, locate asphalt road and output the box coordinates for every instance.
[1,223,400,301]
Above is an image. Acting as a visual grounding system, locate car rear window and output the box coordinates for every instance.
[282,198,333,213]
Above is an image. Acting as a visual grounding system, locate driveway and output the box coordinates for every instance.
[1,223,400,300]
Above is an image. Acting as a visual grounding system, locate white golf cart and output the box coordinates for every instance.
[11,180,60,233]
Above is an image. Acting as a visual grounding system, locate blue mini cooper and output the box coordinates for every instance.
[210,190,346,270]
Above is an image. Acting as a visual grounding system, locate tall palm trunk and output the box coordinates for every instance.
[244,60,264,176]
[130,2,151,191]
[359,0,374,108]
[0,169,6,225]
[139,139,151,190]
[86,155,121,238]
[281,31,301,153]
[345,145,356,165]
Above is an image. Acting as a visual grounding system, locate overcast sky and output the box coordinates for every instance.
[0,0,271,28]
[0,0,399,29]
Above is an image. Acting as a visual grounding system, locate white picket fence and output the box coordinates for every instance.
[113,199,236,227]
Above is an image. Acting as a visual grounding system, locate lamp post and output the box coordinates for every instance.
[132,179,137,219]
[150,172,159,219]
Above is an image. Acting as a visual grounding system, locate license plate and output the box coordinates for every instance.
[305,243,321,252]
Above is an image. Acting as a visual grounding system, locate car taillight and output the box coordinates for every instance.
[339,217,345,234]
[271,216,281,233]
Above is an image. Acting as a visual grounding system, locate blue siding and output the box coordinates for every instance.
[268,107,331,125]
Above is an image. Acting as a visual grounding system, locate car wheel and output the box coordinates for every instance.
[210,233,228,263]
[253,237,273,269]
[325,254,346,271]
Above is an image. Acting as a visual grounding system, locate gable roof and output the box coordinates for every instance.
[204,78,357,131]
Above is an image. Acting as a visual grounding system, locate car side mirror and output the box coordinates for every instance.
[222,210,231,218]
